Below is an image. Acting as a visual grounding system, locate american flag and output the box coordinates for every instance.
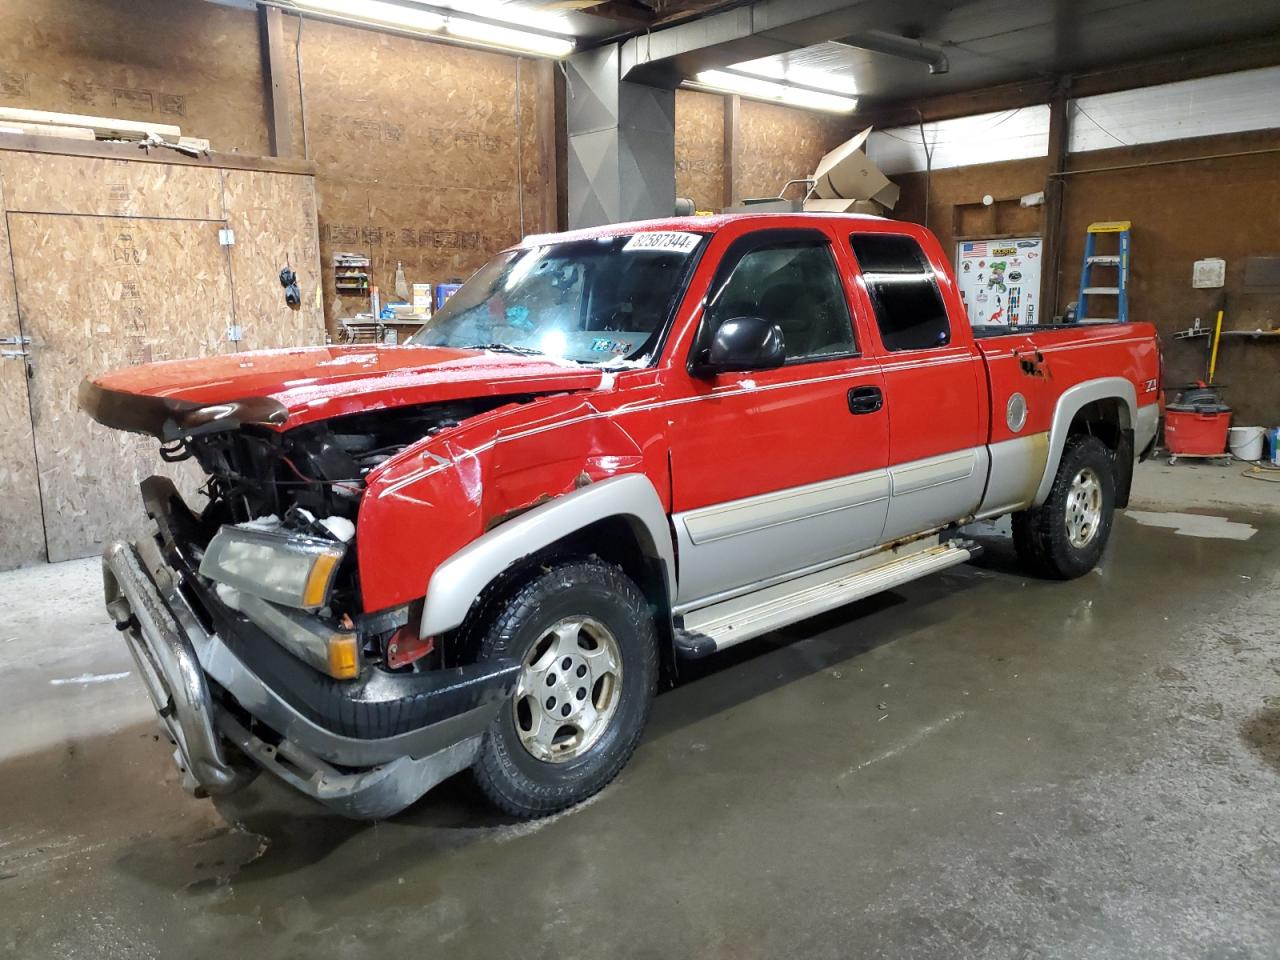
[963,241,988,256]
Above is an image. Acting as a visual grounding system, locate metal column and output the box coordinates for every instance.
[566,45,675,229]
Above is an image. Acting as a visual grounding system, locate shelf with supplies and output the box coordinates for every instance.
[334,252,371,295]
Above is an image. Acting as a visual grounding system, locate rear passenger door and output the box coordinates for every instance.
[845,231,986,541]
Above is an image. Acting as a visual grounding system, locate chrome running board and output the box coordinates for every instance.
[673,538,975,658]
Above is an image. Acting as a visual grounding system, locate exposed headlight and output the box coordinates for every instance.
[200,525,345,611]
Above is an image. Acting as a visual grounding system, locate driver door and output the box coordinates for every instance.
[666,227,889,606]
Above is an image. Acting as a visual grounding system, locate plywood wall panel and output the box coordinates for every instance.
[0,0,270,154]
[294,19,552,327]
[675,90,725,212]
[0,152,224,219]
[0,190,46,570]
[890,157,1051,258]
[221,170,326,350]
[736,101,849,202]
[1,0,558,333]
[10,214,235,561]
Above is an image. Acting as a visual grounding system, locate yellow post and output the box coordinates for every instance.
[1208,308,1225,384]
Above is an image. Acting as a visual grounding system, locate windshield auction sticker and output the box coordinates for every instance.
[622,231,702,254]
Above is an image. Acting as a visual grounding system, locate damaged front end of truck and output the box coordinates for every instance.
[83,378,524,819]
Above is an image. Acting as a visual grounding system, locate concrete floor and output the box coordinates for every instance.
[3,459,1278,959]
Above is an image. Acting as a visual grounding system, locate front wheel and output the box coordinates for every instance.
[1012,435,1117,579]
[468,559,658,818]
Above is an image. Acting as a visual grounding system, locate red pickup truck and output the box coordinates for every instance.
[83,213,1160,819]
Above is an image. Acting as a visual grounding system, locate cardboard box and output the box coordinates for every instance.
[802,198,886,216]
[811,127,899,210]
[411,282,433,316]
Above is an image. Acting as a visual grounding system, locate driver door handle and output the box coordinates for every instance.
[847,385,883,415]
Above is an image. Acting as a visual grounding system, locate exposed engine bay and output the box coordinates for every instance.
[161,397,521,644]
[174,400,505,522]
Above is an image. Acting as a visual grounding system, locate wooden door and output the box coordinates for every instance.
[221,170,326,350]
[9,213,235,562]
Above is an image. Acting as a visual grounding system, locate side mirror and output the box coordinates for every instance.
[693,316,786,376]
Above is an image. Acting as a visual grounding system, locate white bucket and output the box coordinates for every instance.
[1228,425,1265,461]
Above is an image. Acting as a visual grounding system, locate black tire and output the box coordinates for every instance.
[1012,435,1117,579]
[468,559,658,818]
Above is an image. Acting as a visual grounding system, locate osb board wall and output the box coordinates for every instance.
[0,0,271,155]
[675,90,725,212]
[221,169,326,350]
[890,157,1051,261]
[735,100,849,202]
[1059,129,1280,424]
[0,147,325,565]
[0,152,225,219]
[0,175,45,571]
[289,18,555,333]
[8,213,235,562]
[0,150,327,354]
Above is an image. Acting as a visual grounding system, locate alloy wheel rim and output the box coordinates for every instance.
[1065,467,1104,548]
[513,616,622,763]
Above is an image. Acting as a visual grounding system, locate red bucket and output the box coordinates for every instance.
[1164,408,1231,456]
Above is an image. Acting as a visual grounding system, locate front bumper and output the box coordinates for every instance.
[102,478,519,819]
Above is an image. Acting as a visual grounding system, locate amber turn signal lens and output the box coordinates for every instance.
[303,552,342,609]
[327,633,360,680]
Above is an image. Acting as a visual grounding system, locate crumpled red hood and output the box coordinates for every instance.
[85,345,610,429]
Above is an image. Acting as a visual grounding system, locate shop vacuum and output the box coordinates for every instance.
[1164,382,1232,458]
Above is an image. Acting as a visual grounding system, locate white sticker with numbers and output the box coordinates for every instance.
[622,231,702,254]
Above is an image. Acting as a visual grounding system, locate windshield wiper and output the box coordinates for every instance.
[461,343,545,356]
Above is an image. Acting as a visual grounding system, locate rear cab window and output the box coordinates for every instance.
[849,233,951,351]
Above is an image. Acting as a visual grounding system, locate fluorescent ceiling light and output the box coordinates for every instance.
[729,61,858,97]
[446,16,575,57]
[294,0,445,32]
[439,0,573,36]
[288,0,575,57]
[692,70,858,114]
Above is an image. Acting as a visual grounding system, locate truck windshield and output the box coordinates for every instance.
[409,231,707,364]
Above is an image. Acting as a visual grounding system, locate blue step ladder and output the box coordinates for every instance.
[1076,220,1131,324]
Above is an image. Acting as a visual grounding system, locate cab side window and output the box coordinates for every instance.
[849,233,951,351]
[702,233,855,363]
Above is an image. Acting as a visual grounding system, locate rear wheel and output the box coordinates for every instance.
[468,559,658,818]
[1012,435,1117,579]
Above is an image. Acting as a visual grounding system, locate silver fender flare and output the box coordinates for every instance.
[420,474,675,638]
[1032,376,1137,507]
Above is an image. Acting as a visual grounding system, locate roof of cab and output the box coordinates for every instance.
[518,211,894,249]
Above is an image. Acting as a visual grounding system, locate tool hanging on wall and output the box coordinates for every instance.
[1076,220,1131,323]
[1207,303,1225,384]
